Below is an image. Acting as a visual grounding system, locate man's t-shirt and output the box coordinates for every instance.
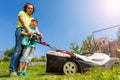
[16,11,33,28]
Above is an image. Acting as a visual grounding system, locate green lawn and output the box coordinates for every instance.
[0,62,120,80]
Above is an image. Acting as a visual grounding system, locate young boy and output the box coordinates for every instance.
[18,19,42,76]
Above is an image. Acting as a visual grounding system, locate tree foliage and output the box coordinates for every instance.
[70,43,81,54]
[4,47,14,57]
[70,35,99,54]
[80,35,99,53]
[1,47,14,61]
[31,56,46,62]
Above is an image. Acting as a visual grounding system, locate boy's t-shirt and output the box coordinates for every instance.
[16,11,33,28]
[22,26,36,48]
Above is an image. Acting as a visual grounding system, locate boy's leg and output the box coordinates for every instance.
[23,62,29,72]
[18,62,24,72]
[22,47,31,71]
[22,47,31,76]
[17,62,24,76]
[18,47,30,76]
[23,47,35,76]
[28,48,35,63]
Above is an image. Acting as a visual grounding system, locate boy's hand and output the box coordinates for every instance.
[27,30,34,36]
[38,34,43,39]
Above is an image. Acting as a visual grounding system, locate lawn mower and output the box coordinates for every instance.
[29,33,111,74]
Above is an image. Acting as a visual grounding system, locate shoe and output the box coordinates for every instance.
[22,71,28,76]
[17,71,23,76]
[9,72,17,77]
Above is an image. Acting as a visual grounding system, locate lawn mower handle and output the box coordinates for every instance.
[30,33,72,52]
[30,33,62,51]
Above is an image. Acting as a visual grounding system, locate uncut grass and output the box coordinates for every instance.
[0,62,120,80]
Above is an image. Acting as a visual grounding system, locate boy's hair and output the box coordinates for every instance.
[23,3,35,14]
[31,18,38,23]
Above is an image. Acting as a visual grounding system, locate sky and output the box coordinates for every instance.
[1,0,120,57]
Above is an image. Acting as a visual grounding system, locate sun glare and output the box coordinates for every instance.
[104,0,120,16]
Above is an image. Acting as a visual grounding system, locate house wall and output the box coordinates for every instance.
[92,36,120,58]
[108,41,120,57]
[99,41,120,58]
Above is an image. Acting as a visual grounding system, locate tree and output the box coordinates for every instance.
[70,43,81,54]
[2,47,14,61]
[31,56,46,62]
[70,35,99,54]
[4,47,14,57]
[40,56,46,61]
[80,35,95,54]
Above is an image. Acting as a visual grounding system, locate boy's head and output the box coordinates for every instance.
[30,18,38,28]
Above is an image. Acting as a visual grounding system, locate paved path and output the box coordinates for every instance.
[29,62,46,66]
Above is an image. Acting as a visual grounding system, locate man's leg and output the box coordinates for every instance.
[9,28,23,77]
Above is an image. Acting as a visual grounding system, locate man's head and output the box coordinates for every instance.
[24,3,35,15]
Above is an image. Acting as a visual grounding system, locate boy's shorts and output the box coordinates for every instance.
[20,47,35,63]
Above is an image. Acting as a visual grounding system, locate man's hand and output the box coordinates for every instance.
[27,30,34,36]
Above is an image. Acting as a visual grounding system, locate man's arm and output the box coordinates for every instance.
[19,16,33,36]
[21,30,28,36]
